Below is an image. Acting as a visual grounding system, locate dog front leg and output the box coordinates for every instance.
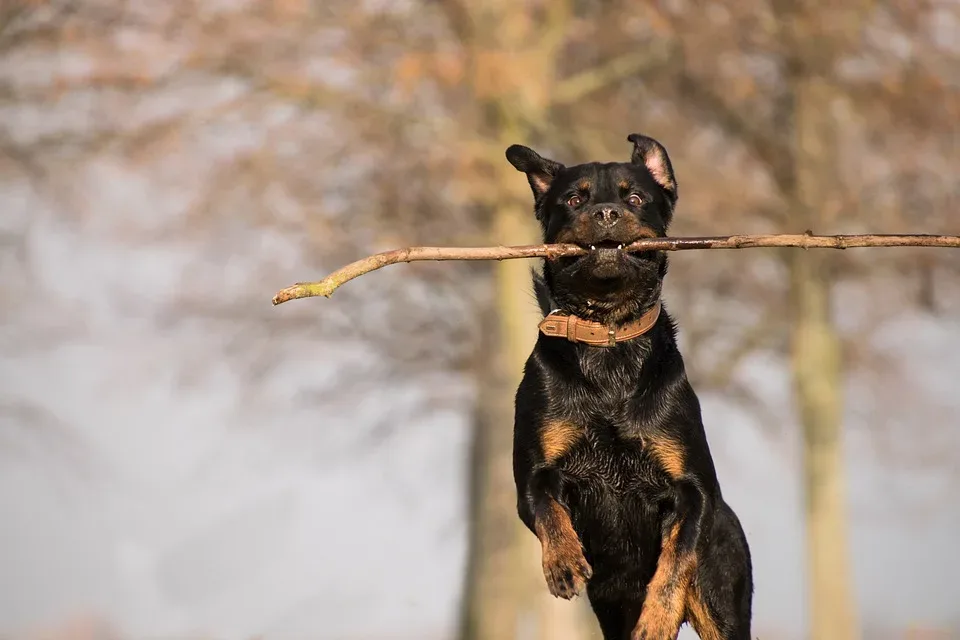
[632,478,711,640]
[520,467,593,599]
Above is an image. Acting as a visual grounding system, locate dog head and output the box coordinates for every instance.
[506,133,677,325]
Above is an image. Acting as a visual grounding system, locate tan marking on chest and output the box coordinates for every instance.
[540,421,582,465]
[646,436,686,480]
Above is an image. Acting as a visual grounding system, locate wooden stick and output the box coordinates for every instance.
[271,233,960,305]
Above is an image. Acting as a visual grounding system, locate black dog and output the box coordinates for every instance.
[506,134,753,640]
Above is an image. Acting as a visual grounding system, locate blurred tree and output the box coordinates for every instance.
[429,3,636,637]
[424,3,674,638]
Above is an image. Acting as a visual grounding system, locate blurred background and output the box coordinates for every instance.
[1,1,959,639]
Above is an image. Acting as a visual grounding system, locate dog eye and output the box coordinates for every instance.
[627,194,643,207]
[567,195,583,208]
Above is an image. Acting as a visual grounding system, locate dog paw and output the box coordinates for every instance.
[542,540,593,599]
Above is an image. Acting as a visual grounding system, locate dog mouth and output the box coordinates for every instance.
[574,239,660,258]
[560,238,661,281]
[577,240,627,251]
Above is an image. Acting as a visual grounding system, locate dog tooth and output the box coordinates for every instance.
[617,244,623,249]
[590,245,596,250]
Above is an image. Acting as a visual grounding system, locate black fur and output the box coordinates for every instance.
[507,134,753,640]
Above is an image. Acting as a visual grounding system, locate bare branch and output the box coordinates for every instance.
[432,0,473,46]
[553,45,671,106]
[271,233,960,304]
[696,306,785,389]
[677,71,795,195]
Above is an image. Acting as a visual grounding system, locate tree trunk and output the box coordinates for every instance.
[789,251,859,640]
[456,3,598,638]
[495,207,601,640]
[790,74,860,640]
[461,190,598,640]
[464,197,546,640]
[459,261,528,640]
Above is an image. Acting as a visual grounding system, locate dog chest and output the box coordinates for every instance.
[550,420,673,494]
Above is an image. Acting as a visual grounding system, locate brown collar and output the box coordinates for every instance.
[537,301,662,348]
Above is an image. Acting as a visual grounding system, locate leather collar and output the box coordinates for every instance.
[537,301,661,348]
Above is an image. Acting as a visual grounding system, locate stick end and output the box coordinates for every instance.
[271,285,302,306]
[271,281,338,306]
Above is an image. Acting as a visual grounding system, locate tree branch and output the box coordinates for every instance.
[553,45,671,106]
[696,306,785,389]
[272,233,960,305]
[676,70,795,196]
[431,0,473,47]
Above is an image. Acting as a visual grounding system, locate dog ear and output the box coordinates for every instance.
[505,144,564,202]
[627,133,677,202]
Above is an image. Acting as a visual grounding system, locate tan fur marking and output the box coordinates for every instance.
[614,218,660,243]
[647,436,686,480]
[552,217,658,248]
[577,180,591,191]
[553,214,594,246]
[632,522,697,639]
[536,499,593,599]
[540,420,581,465]
[686,584,723,640]
[618,179,631,190]
[635,225,659,239]
[535,500,579,552]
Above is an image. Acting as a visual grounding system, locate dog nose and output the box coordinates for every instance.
[593,207,621,228]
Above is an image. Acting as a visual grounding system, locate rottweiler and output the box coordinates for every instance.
[506,133,753,640]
